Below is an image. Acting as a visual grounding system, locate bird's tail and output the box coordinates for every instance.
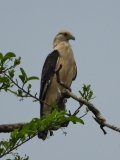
[38,130,48,140]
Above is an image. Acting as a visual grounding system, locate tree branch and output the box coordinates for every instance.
[0,122,27,133]
[1,64,120,135]
[0,119,69,133]
[55,64,120,134]
[1,89,120,134]
[61,89,120,134]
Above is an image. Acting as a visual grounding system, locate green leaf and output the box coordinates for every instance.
[19,75,25,83]
[7,89,17,95]
[66,116,84,124]
[27,76,39,81]
[14,57,21,65]
[0,53,3,59]
[0,76,9,83]
[0,141,9,149]
[88,91,93,100]
[10,129,19,139]
[1,52,16,64]
[0,76,2,83]
[2,57,11,63]
[50,101,58,109]
[58,110,66,116]
[17,89,23,96]
[79,90,83,97]
[22,123,31,132]
[10,154,29,160]
[0,67,5,71]
[27,84,32,89]
[8,69,15,78]
[82,84,87,92]
[50,109,58,116]
[86,107,89,113]
[0,148,4,155]
[20,68,27,80]
[5,52,16,58]
[87,85,91,90]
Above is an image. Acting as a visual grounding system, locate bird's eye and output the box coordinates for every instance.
[64,33,67,36]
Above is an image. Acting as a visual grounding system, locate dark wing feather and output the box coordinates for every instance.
[73,64,77,81]
[39,50,59,117]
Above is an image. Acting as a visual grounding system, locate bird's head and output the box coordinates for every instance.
[54,30,75,43]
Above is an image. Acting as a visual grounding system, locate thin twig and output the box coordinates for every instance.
[0,133,37,158]
[3,72,51,107]
[2,64,16,73]
[73,106,81,116]
[80,112,88,119]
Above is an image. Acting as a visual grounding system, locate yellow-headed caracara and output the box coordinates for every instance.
[38,30,77,140]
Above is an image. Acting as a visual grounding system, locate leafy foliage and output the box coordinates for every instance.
[0,52,39,99]
[6,153,29,160]
[78,84,95,115]
[19,68,39,84]
[0,52,95,159]
[79,84,94,101]
[0,110,83,159]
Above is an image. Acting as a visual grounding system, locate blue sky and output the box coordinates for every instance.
[0,1,120,159]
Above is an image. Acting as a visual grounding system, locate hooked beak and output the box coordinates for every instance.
[70,35,75,41]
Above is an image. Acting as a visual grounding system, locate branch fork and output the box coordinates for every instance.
[0,64,120,135]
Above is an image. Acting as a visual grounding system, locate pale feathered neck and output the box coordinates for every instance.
[53,38,68,49]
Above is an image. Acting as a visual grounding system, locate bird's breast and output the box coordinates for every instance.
[54,43,76,84]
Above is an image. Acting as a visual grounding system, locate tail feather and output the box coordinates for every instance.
[38,130,48,140]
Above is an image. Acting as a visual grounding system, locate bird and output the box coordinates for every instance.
[38,30,77,140]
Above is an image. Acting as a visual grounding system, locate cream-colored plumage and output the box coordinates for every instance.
[42,30,77,116]
[38,30,77,140]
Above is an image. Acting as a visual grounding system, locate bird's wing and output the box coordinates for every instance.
[39,50,59,115]
[73,63,77,81]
